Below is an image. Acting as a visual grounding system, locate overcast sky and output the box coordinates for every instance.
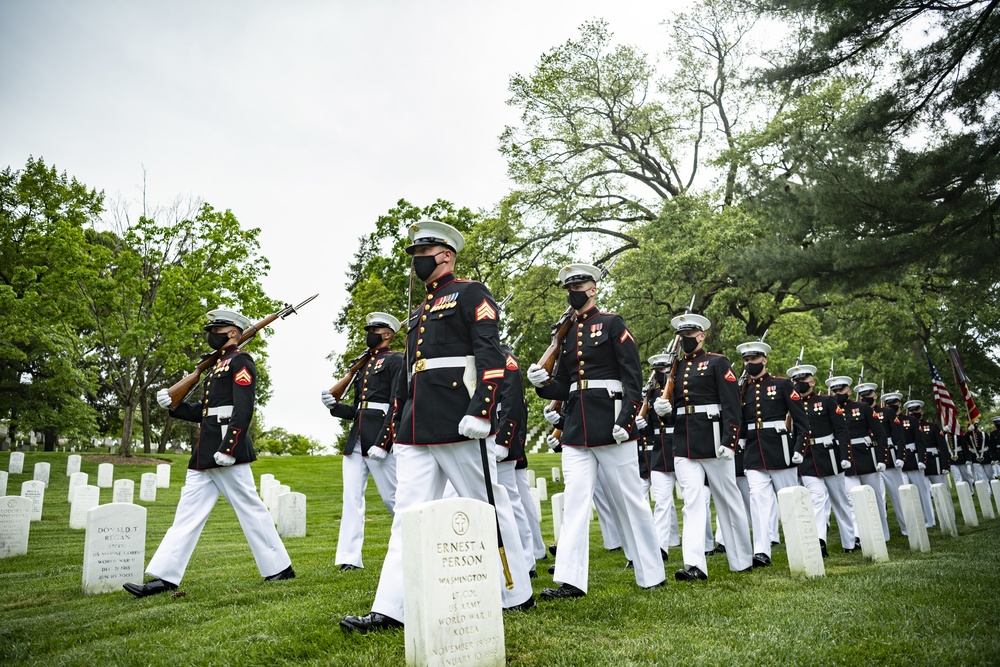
[0,0,692,449]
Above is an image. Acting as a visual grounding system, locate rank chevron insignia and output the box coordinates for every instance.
[505,354,519,371]
[234,367,253,386]
[475,299,497,321]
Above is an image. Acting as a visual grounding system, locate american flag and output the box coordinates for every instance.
[946,346,981,424]
[925,350,959,435]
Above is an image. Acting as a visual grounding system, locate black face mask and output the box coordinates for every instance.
[366,331,385,349]
[566,289,590,311]
[680,336,700,354]
[860,396,875,406]
[412,251,445,281]
[910,411,923,420]
[744,361,765,377]
[207,332,231,350]
[794,381,811,394]
[835,392,851,405]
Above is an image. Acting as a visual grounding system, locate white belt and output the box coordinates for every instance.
[203,405,233,418]
[679,403,722,416]
[812,434,835,446]
[359,401,390,413]
[653,427,674,435]
[568,379,623,393]
[850,437,873,445]
[927,447,938,455]
[747,420,786,431]
[905,443,916,451]
[412,356,467,373]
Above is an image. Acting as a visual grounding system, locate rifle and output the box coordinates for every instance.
[659,295,696,401]
[639,370,656,420]
[166,294,318,409]
[535,257,618,381]
[548,400,563,441]
[328,350,373,401]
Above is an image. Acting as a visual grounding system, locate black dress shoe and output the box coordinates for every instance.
[547,564,555,575]
[264,565,296,581]
[819,539,829,558]
[642,580,667,590]
[752,553,772,568]
[625,560,634,570]
[675,566,708,581]
[705,549,717,557]
[608,546,623,552]
[503,595,536,613]
[340,612,403,634]
[855,537,862,549]
[715,544,727,554]
[339,564,360,572]
[548,544,557,556]
[540,583,585,600]
[843,546,858,553]
[529,568,538,579]
[661,548,669,562]
[771,540,780,546]
[123,578,178,598]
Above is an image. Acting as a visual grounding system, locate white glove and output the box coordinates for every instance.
[612,425,629,443]
[876,462,886,472]
[547,434,560,448]
[635,416,648,431]
[458,415,491,440]
[214,451,236,467]
[840,460,851,470]
[156,388,172,409]
[495,444,510,461]
[917,462,926,470]
[716,444,735,461]
[543,404,561,425]
[526,364,549,387]
[791,451,804,465]
[894,459,905,469]
[367,445,388,462]
[653,397,673,417]
[321,390,337,408]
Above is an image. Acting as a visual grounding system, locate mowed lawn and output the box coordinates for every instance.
[1,451,998,667]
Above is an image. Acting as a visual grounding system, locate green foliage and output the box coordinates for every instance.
[255,426,322,456]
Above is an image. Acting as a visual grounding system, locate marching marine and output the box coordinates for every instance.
[900,399,936,528]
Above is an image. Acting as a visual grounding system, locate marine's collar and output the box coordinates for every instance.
[683,348,706,361]
[220,345,241,357]
[425,272,456,294]
[576,306,600,322]
[751,372,771,384]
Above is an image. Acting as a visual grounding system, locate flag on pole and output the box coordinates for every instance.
[925,349,959,435]
[946,346,981,424]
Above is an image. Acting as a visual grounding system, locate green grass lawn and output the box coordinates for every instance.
[1,451,998,666]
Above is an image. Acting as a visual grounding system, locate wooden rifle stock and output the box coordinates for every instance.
[166,294,318,409]
[548,400,563,441]
[639,370,656,420]
[328,350,374,400]
[537,307,576,378]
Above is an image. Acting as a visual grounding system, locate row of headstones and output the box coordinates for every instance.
[258,473,306,538]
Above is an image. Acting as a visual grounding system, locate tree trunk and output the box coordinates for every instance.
[140,390,152,454]
[43,427,58,452]
[119,402,135,458]
[157,414,173,455]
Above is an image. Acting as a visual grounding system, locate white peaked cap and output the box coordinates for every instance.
[406,220,465,254]
[365,312,401,333]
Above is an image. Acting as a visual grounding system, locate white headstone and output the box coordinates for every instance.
[974,480,995,520]
[955,481,979,527]
[536,477,548,502]
[33,462,50,488]
[113,479,135,504]
[525,469,535,487]
[139,473,157,502]
[262,479,280,509]
[259,473,275,494]
[156,463,170,489]
[529,487,541,522]
[82,503,146,594]
[8,451,24,474]
[931,483,958,538]
[68,472,88,502]
[70,485,100,530]
[899,484,931,552]
[401,498,505,667]
[777,486,825,578]
[992,480,1000,517]
[551,492,565,544]
[97,463,114,488]
[277,492,307,538]
[0,496,32,558]
[20,480,45,522]
[0,471,7,497]
[270,485,291,524]
[551,467,561,483]
[849,485,889,562]
[66,454,82,477]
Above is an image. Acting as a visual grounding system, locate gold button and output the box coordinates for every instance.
[683,381,688,385]
[418,339,423,344]
[427,294,433,301]
[577,351,582,356]
[577,332,583,337]
[432,282,438,288]
[420,327,425,333]
[683,389,689,394]
[485,398,491,403]
[482,410,488,416]
[416,351,422,358]
[580,369,586,375]
[421,315,427,321]
[578,323,583,329]
[452,382,458,387]
[439,314,444,318]
[580,361,585,366]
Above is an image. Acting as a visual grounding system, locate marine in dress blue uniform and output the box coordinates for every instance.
[643,355,682,558]
[878,390,911,536]
[901,400,936,527]
[528,263,665,598]
[126,309,293,597]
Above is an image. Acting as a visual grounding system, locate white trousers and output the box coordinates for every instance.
[801,474,855,550]
[950,464,968,486]
[844,474,890,542]
[649,471,681,551]
[515,468,546,559]
[335,449,398,567]
[746,468,798,556]
[716,476,756,547]
[146,465,291,584]
[371,441,531,621]
[971,463,992,493]
[498,461,536,573]
[907,469,936,527]
[674,456,752,573]
[881,468,908,536]
[592,466,624,551]
[554,442,664,592]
